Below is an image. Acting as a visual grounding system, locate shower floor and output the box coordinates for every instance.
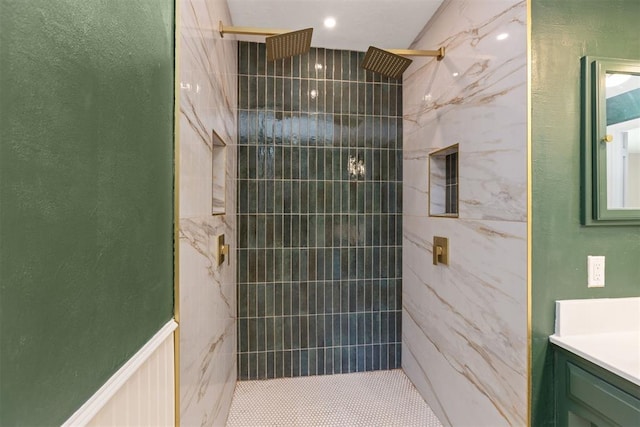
[226,369,443,427]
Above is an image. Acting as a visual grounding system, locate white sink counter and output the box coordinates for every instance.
[549,297,640,387]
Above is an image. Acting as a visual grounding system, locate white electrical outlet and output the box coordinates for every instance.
[587,255,605,287]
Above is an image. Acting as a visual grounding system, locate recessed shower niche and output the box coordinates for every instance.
[212,129,227,215]
[429,144,459,217]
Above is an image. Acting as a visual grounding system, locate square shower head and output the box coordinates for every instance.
[266,28,313,61]
[361,46,413,80]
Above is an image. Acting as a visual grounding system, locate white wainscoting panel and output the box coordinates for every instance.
[63,320,178,427]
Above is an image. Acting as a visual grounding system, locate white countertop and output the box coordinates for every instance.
[550,332,640,386]
[549,297,640,387]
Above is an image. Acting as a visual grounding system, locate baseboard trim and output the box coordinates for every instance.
[62,319,179,427]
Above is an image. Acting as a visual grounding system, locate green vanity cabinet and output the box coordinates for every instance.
[555,347,640,426]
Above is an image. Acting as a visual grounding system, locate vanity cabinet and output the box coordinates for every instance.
[555,347,640,426]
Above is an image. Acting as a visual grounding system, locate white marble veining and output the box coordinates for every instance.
[550,298,640,386]
[402,1,528,426]
[404,0,527,222]
[178,0,237,425]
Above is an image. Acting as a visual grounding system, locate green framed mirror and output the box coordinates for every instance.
[582,56,640,225]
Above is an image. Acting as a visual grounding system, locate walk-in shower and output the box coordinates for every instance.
[237,42,404,380]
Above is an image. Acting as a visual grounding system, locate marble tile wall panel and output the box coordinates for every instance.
[178,0,237,426]
[401,1,528,426]
[404,0,527,221]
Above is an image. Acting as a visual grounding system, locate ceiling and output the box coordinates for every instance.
[226,0,444,53]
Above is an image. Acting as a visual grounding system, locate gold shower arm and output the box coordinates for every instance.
[361,45,445,79]
[219,21,291,38]
[218,21,314,62]
[386,47,445,61]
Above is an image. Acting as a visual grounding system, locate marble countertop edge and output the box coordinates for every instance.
[550,331,640,387]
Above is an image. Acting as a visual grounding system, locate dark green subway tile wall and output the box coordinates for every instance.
[237,42,403,380]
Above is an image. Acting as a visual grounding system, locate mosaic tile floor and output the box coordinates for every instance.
[227,369,443,426]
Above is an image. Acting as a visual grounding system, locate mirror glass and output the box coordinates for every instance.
[605,73,640,210]
[581,56,640,225]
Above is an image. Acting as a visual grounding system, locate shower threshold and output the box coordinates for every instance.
[227,369,442,426]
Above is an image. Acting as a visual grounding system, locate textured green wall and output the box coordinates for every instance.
[0,1,174,425]
[531,0,640,425]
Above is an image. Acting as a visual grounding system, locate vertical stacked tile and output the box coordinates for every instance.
[178,0,237,425]
[402,1,528,426]
[237,43,403,379]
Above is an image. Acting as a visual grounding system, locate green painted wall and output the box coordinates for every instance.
[531,0,640,425]
[0,1,174,425]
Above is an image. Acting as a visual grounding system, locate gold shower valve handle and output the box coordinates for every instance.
[433,236,449,266]
[602,134,613,143]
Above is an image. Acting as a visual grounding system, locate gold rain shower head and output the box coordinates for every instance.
[361,46,445,80]
[219,21,313,61]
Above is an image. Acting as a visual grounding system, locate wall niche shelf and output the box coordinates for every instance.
[429,144,459,218]
[212,129,227,216]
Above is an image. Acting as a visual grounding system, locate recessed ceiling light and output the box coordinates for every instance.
[324,17,336,29]
[452,72,459,77]
[496,33,509,41]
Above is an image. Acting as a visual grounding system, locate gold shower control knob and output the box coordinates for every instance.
[432,236,449,266]
[602,134,613,143]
